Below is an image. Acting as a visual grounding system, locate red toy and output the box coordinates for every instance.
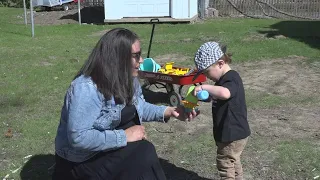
[138,19,206,106]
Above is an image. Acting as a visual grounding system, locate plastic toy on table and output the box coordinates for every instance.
[182,86,209,112]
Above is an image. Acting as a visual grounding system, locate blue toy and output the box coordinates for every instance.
[139,58,161,72]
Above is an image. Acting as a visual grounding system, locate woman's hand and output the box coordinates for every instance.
[125,125,146,142]
[165,106,199,122]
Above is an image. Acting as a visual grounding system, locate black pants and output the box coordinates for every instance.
[52,140,166,180]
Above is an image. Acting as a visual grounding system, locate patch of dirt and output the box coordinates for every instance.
[89,29,111,37]
[154,36,220,45]
[38,61,53,66]
[141,56,320,179]
[233,56,320,97]
[242,33,267,42]
[242,32,287,42]
[198,35,220,42]
[22,9,78,25]
[250,106,320,140]
[153,54,193,64]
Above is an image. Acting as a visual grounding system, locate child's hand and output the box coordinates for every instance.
[193,85,204,97]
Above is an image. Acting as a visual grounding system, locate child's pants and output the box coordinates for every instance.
[216,137,248,180]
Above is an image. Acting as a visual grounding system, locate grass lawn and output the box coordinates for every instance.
[0,7,319,180]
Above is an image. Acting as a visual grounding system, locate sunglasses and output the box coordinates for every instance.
[132,51,142,61]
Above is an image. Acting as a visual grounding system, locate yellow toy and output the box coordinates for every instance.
[165,62,174,70]
[158,62,174,74]
[182,86,199,112]
[182,85,209,112]
[158,62,190,76]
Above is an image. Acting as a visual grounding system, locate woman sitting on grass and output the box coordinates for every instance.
[52,27,198,180]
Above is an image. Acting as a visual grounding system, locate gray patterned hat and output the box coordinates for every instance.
[192,42,224,81]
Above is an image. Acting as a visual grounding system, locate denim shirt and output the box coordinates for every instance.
[55,75,168,162]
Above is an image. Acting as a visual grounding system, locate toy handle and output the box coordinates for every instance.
[147,18,160,58]
[197,90,209,100]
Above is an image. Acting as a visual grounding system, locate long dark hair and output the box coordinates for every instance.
[75,28,139,104]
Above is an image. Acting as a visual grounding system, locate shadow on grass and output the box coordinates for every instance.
[20,154,211,180]
[160,158,212,180]
[142,86,170,105]
[60,6,105,25]
[20,154,55,180]
[258,21,320,50]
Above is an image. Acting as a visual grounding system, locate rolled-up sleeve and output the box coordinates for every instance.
[67,82,127,151]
